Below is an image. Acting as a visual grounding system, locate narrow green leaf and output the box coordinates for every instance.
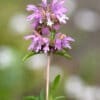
[50,75,61,100]
[55,96,65,100]
[55,50,71,59]
[51,75,61,91]
[24,96,36,100]
[23,52,37,61]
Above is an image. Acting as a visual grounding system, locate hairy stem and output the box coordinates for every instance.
[46,54,51,100]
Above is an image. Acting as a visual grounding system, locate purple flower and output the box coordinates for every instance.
[65,36,75,42]
[55,39,62,50]
[26,5,42,23]
[62,36,74,49]
[53,24,60,30]
[24,35,35,40]
[51,0,69,24]
[42,0,47,6]
[25,34,50,53]
[26,4,37,11]
[42,27,50,36]
[43,45,49,53]
[26,0,69,27]
[25,0,75,54]
[54,33,74,50]
[31,20,39,29]
[46,13,54,26]
[42,37,50,53]
[62,39,71,49]
[26,35,42,52]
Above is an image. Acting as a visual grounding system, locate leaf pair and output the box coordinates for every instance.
[23,50,71,62]
[49,75,65,100]
[24,75,65,100]
[50,75,61,93]
[24,90,44,100]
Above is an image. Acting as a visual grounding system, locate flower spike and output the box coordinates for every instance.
[25,0,74,54]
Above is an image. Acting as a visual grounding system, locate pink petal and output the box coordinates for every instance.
[26,4,37,11]
[24,35,35,40]
[67,37,75,42]
[42,0,47,5]
[27,14,34,21]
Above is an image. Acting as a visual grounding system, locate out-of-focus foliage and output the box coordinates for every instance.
[24,75,65,100]
[0,0,100,100]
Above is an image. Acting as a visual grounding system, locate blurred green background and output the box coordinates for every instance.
[0,0,100,100]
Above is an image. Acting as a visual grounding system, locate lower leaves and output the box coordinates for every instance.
[24,90,45,100]
[23,50,71,63]
[23,75,65,100]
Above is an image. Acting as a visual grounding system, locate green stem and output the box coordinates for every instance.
[50,31,55,40]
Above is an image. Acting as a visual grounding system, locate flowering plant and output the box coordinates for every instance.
[23,0,74,100]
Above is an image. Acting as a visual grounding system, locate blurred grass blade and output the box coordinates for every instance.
[23,52,36,61]
[55,50,71,59]
[55,96,65,100]
[24,96,37,100]
[51,75,61,91]
[39,89,45,100]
